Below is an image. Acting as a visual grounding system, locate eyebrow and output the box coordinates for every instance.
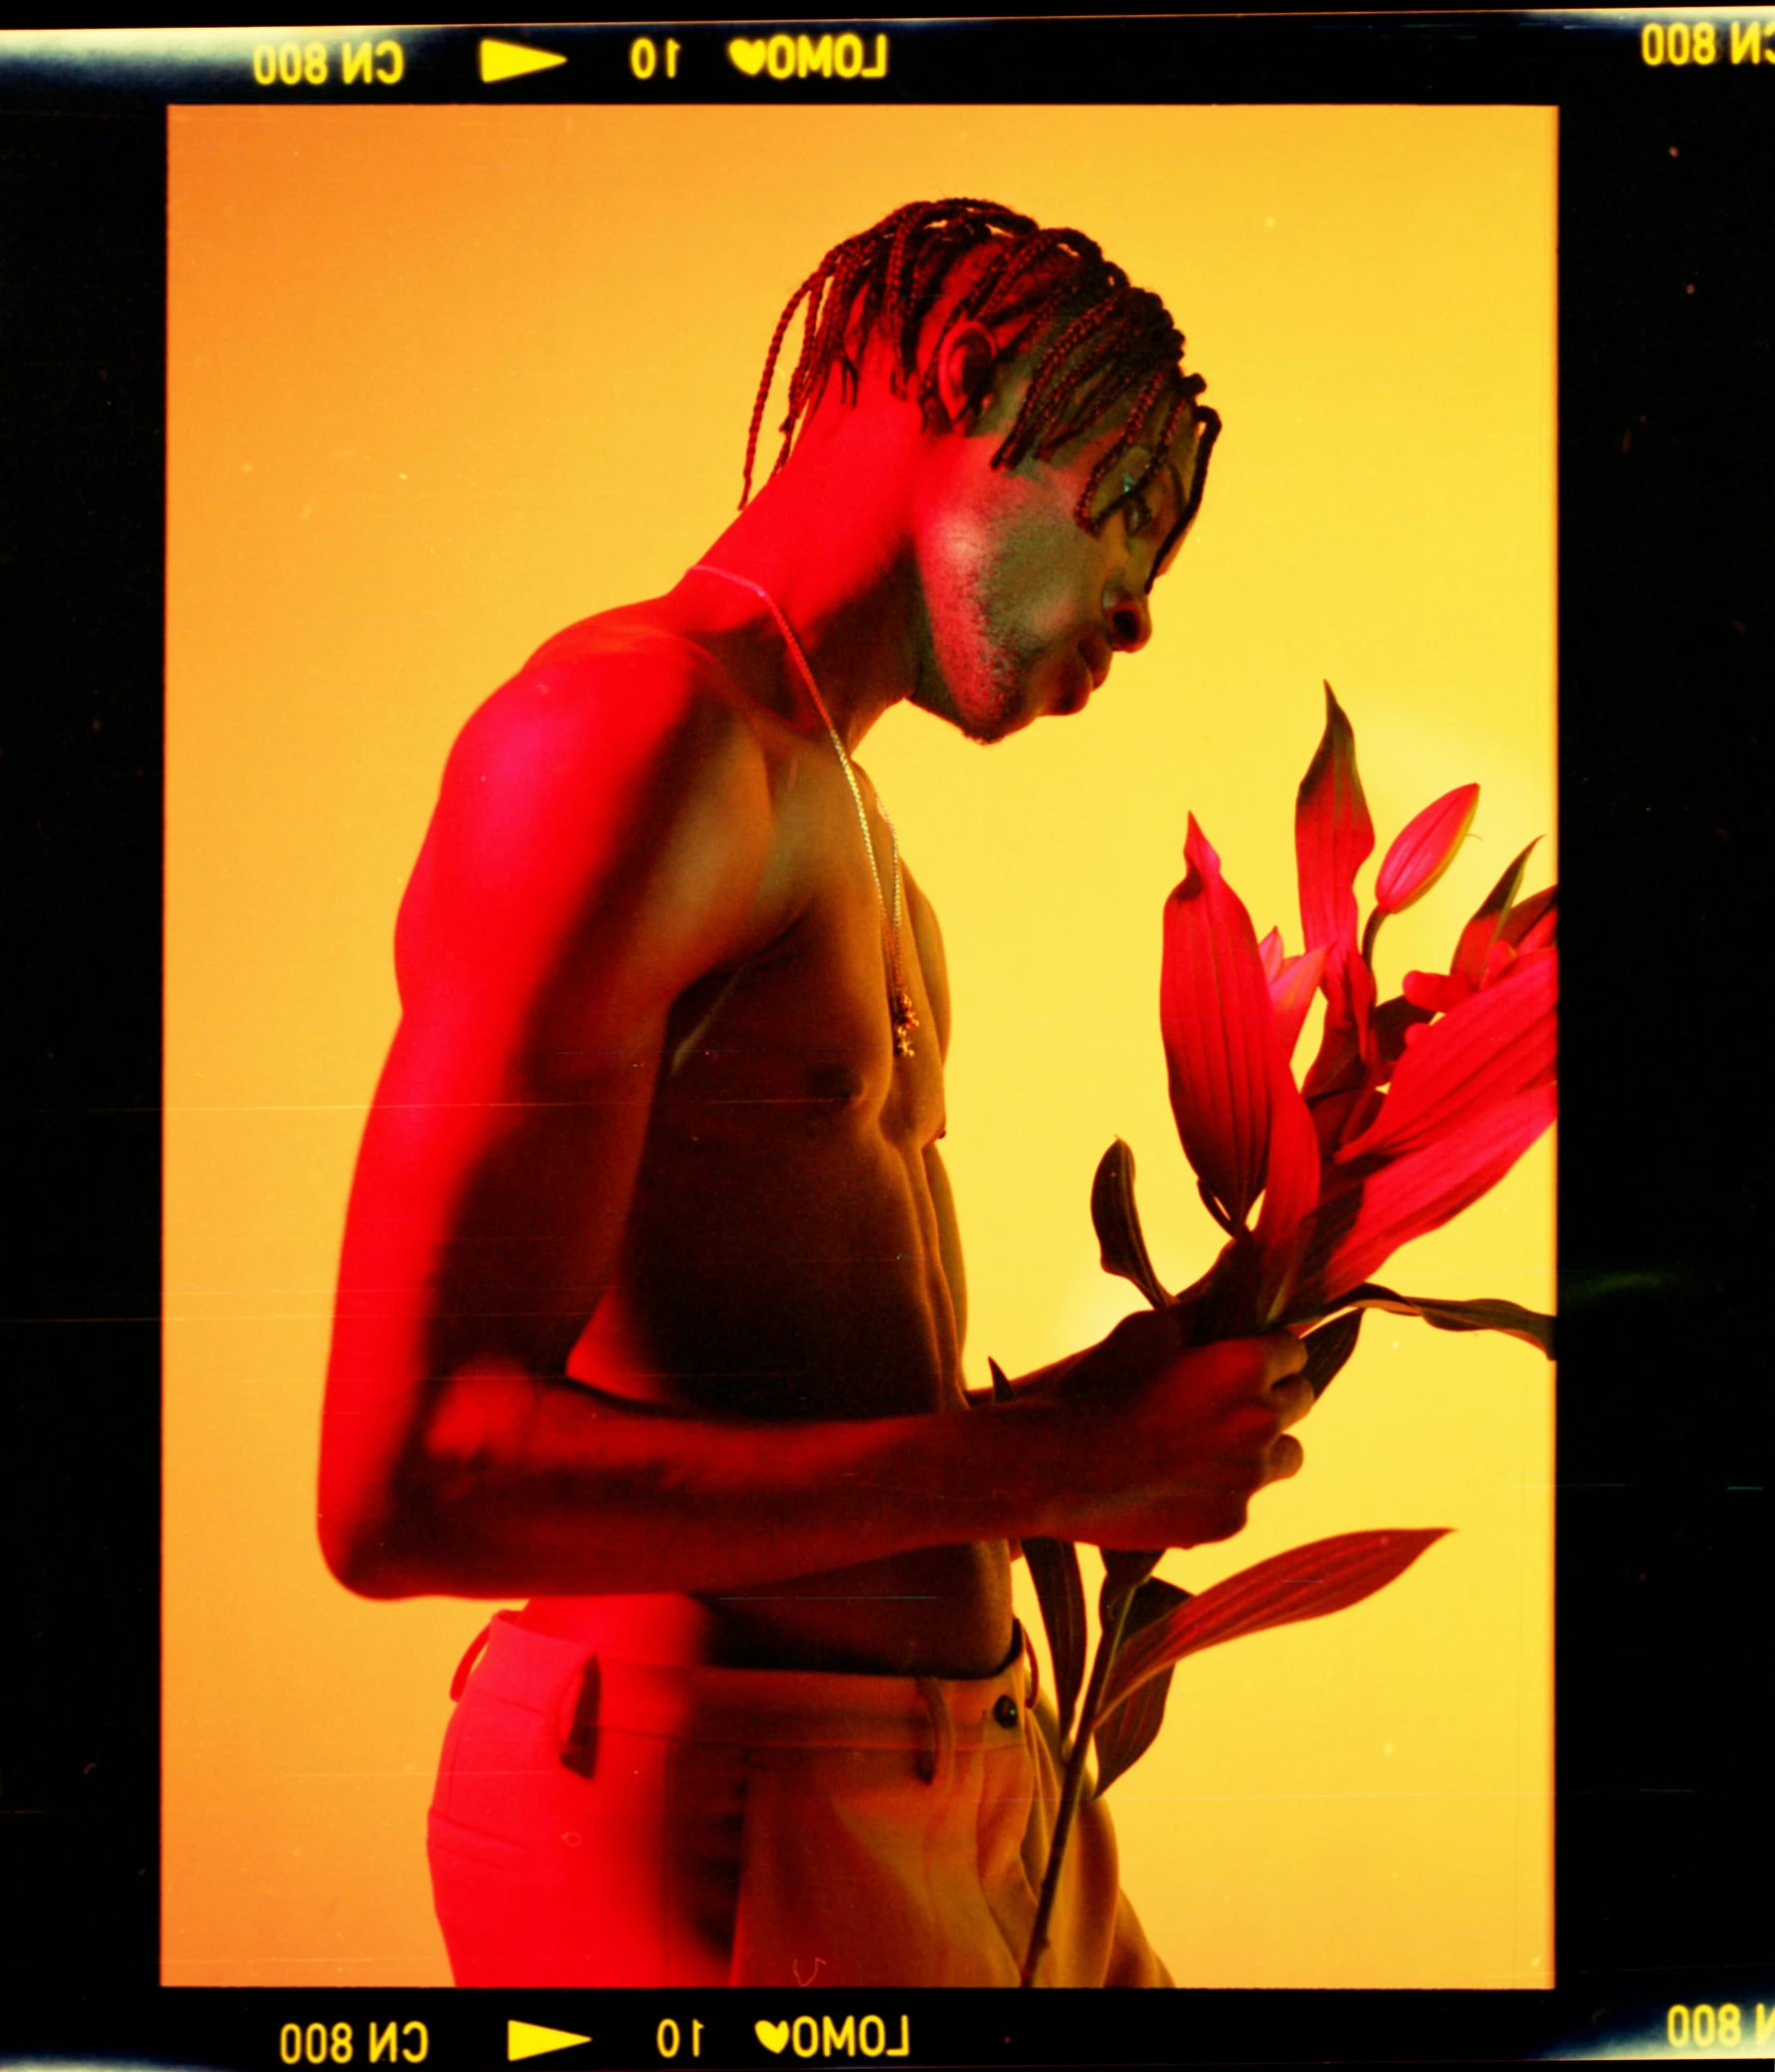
[1142,457,1190,594]
[1144,407,1222,594]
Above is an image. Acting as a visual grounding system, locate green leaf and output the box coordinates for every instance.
[1023,1536,1087,1745]
[1300,1307,1364,1399]
[1100,1529,1450,1716]
[1090,1140,1171,1309]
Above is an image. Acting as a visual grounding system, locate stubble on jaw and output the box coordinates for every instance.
[912,519,1053,746]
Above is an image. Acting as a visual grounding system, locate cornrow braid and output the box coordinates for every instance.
[737,198,1211,542]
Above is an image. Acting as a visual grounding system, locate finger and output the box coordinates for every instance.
[1259,1330,1310,1386]
[1266,1373,1317,1432]
[1261,1434,1306,1485]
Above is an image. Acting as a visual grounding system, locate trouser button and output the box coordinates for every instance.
[993,1693,1020,1728]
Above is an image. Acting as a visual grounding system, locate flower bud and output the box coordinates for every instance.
[1373,784,1479,917]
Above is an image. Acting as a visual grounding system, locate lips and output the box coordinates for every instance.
[1079,637,1112,690]
[1054,650,1095,716]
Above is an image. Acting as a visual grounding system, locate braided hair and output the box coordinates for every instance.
[739,199,1218,562]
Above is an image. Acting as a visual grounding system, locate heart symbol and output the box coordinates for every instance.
[727,37,768,76]
[754,2020,790,2054]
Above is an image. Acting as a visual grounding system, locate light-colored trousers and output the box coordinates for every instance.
[429,1610,1170,1988]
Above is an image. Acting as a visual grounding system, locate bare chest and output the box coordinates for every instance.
[650,764,946,1156]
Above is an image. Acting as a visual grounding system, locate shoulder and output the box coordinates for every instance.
[407,610,785,1016]
[446,608,770,831]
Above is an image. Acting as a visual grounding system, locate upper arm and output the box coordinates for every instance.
[321,651,773,1556]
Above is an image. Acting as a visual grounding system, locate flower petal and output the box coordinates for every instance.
[1452,839,1538,988]
[1368,993,1437,1082]
[1401,968,1471,1016]
[1253,1061,1321,1323]
[1295,683,1374,966]
[1501,883,1557,954]
[1374,783,1480,916]
[1297,1081,1556,1306]
[1268,945,1328,1062]
[1334,946,1556,1167]
[1162,817,1289,1232]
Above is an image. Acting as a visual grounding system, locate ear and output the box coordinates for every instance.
[929,321,1000,432]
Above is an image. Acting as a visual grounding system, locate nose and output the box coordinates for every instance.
[1105,586,1152,654]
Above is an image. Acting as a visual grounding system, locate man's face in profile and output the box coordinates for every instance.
[909,392,1206,745]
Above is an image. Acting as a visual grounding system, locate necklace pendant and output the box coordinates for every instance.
[891,988,920,1058]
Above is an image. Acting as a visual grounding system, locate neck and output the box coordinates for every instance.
[683,415,925,749]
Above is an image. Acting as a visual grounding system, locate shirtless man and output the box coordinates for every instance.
[320,200,1313,1989]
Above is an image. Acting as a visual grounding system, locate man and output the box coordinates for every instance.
[319,199,1313,1988]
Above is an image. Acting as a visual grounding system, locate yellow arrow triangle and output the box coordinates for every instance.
[507,2020,591,2062]
[479,38,568,84]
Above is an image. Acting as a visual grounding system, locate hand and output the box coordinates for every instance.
[1037,1307,1313,1551]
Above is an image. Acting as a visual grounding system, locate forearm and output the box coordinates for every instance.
[335,1366,1070,1599]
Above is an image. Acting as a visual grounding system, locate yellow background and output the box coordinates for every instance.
[166,105,1556,1987]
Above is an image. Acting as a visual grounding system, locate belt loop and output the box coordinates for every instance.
[447,1621,492,1701]
[914,1676,954,1789]
[558,1652,600,1779]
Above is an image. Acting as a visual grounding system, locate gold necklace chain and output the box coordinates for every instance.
[690,562,920,1057]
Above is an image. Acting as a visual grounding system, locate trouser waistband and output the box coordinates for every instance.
[450,1611,1039,1783]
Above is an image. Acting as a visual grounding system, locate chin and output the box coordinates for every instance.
[909,661,1027,745]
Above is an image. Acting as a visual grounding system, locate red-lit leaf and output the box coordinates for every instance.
[1299,1305,1365,1398]
[1023,1535,1088,1746]
[1258,927,1285,981]
[1300,1282,1554,1357]
[1090,1577,1191,1797]
[1090,1139,1171,1310]
[1297,1081,1556,1305]
[1099,1530,1450,1716]
[1452,839,1538,988]
[1162,817,1290,1233]
[1295,684,1374,966]
[1091,1662,1176,1799]
[1373,783,1480,917]
[1102,1548,1164,1617]
[1335,948,1555,1167]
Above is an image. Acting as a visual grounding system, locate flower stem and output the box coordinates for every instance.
[1019,1578,1137,1986]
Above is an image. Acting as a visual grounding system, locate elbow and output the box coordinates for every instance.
[318,1437,445,1598]
[319,1494,426,1599]
[317,1365,532,1598]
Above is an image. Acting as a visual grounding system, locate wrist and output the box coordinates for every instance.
[946,1392,1088,1545]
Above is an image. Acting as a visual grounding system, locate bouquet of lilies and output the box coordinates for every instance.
[1015,685,1557,1985]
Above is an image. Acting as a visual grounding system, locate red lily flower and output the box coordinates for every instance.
[1020,692,1546,1964]
[1145,690,1555,1335]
